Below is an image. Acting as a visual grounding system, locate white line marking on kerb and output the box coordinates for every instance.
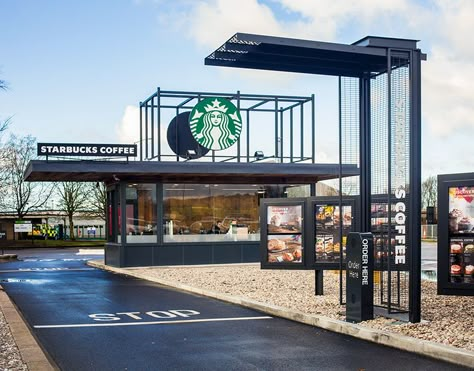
[34,316,272,329]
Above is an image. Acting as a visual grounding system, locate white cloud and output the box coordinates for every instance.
[421,1,474,136]
[155,0,474,175]
[117,105,139,144]
[276,0,413,38]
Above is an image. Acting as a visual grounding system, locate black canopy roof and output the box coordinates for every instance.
[25,160,358,185]
[205,33,426,77]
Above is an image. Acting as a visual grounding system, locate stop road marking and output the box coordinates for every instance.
[89,310,201,321]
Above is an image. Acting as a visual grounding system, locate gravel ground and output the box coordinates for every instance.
[0,308,27,371]
[129,264,474,352]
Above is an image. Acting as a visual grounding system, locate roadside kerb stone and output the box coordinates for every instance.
[88,259,474,369]
[0,285,56,371]
[0,254,18,260]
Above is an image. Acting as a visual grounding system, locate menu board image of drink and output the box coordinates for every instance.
[315,204,352,263]
[266,205,303,264]
[448,187,474,284]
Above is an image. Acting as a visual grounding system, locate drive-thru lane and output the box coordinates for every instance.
[0,249,467,370]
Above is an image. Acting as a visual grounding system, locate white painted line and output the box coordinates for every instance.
[34,316,272,329]
[0,268,95,273]
[22,258,90,262]
[77,249,104,255]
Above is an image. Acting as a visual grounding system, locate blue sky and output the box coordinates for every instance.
[2,0,474,178]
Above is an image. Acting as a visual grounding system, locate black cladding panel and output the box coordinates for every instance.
[167,111,209,159]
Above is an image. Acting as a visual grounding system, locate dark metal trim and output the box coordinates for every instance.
[408,50,422,322]
[359,76,371,233]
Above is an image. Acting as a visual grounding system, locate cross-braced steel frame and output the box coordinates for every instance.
[139,89,315,164]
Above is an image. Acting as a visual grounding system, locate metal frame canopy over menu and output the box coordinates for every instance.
[205,33,425,323]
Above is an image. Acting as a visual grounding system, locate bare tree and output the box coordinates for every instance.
[0,135,55,219]
[422,175,437,210]
[87,182,107,221]
[0,79,11,133]
[57,182,90,240]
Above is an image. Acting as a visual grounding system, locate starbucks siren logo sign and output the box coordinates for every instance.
[189,98,242,150]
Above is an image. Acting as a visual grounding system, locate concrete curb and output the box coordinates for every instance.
[88,260,474,369]
[0,254,18,260]
[0,285,56,370]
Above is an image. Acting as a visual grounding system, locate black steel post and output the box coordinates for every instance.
[157,87,161,161]
[151,96,155,159]
[237,90,241,162]
[300,103,304,161]
[280,109,284,162]
[387,49,393,314]
[409,50,422,323]
[359,75,371,233]
[145,103,149,160]
[311,94,315,163]
[315,270,324,295]
[274,97,279,159]
[139,103,143,161]
[290,108,294,162]
[175,107,179,162]
[119,182,126,267]
[338,76,344,304]
[246,110,250,162]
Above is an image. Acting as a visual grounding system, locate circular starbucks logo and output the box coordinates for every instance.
[189,97,242,150]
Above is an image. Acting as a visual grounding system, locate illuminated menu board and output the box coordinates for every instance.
[448,187,474,284]
[438,174,474,296]
[266,205,303,264]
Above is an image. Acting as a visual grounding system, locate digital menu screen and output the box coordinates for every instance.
[315,204,351,263]
[449,238,474,283]
[267,234,302,263]
[448,187,474,234]
[267,205,302,234]
[448,187,474,284]
[266,205,303,264]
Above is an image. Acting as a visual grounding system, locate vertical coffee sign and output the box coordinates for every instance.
[392,94,408,265]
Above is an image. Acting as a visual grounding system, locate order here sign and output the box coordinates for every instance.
[37,143,137,157]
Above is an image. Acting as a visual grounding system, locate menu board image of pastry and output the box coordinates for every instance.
[448,187,474,233]
[449,237,474,284]
[267,234,302,263]
[267,205,302,233]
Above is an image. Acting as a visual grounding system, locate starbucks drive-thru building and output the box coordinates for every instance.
[29,90,357,266]
[26,33,425,322]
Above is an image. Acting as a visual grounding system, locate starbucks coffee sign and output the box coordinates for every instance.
[189,98,242,150]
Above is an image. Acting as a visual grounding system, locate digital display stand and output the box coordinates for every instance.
[438,173,474,296]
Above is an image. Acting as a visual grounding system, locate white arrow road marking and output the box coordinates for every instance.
[34,316,272,329]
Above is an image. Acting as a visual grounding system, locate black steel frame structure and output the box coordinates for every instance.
[139,89,315,164]
[205,33,425,322]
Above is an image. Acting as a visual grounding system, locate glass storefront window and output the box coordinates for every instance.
[163,184,302,243]
[125,184,157,243]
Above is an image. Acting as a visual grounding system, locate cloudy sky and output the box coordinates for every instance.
[1,0,473,179]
